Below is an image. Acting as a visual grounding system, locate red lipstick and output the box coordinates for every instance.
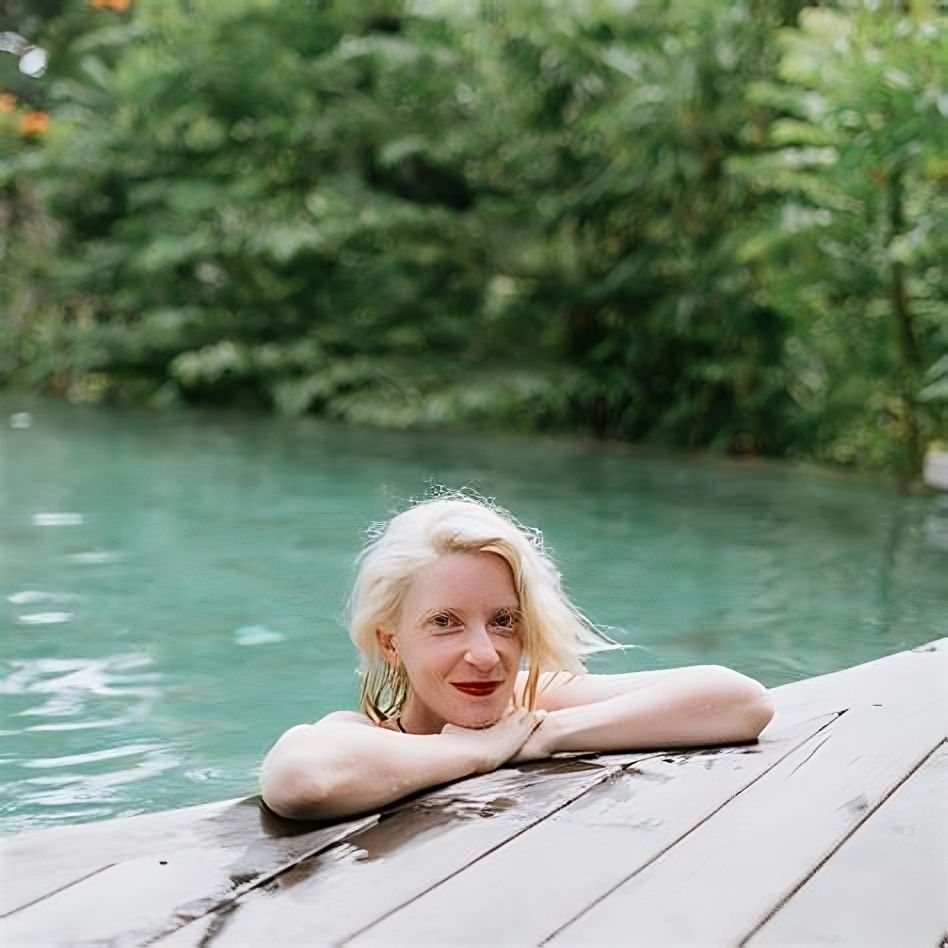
[452,682,501,697]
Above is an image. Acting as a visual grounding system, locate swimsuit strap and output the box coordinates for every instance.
[395,716,407,734]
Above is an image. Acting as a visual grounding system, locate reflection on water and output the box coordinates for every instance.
[1,396,946,834]
[15,612,73,625]
[8,590,79,605]
[32,512,84,527]
[234,625,286,646]
[65,550,124,565]
[0,652,174,833]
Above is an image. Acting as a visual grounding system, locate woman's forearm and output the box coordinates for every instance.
[542,666,775,754]
[262,709,542,821]
[261,725,482,821]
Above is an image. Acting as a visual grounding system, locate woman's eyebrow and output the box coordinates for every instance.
[421,607,461,619]
[421,604,520,617]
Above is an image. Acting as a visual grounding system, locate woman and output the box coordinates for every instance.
[261,495,775,820]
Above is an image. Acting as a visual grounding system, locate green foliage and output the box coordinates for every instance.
[1,0,944,476]
[736,3,948,474]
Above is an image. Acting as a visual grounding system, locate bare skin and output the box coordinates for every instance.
[260,552,775,820]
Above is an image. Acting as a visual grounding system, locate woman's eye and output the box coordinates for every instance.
[491,613,517,631]
[431,614,456,629]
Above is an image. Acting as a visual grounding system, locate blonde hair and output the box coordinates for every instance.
[347,492,620,723]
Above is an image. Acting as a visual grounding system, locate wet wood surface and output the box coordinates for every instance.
[748,739,948,948]
[550,645,947,946]
[154,756,649,948]
[1,638,944,948]
[345,711,839,947]
[0,804,378,946]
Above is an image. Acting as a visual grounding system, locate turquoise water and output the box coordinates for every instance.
[1,396,946,835]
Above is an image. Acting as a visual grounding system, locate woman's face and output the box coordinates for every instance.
[382,551,524,732]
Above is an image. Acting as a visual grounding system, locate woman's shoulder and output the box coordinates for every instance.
[314,710,376,727]
[315,710,406,732]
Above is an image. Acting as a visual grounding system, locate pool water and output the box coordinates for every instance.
[1,396,946,835]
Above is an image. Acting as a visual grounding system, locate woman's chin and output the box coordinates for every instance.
[451,703,505,729]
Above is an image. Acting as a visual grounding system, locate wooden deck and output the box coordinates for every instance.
[1,639,945,947]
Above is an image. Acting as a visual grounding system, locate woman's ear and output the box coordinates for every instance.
[375,627,398,664]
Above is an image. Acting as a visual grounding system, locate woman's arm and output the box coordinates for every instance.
[516,665,774,759]
[260,709,543,821]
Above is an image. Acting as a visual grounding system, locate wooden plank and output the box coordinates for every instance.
[342,641,947,946]
[547,646,947,946]
[0,797,240,915]
[151,755,654,947]
[124,643,947,946]
[747,740,948,948]
[346,710,840,947]
[0,745,646,921]
[769,638,946,717]
[0,803,378,946]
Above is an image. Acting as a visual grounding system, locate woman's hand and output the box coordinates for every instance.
[440,708,547,774]
[508,712,559,763]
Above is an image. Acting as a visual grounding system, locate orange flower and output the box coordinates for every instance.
[20,111,50,137]
[88,0,130,9]
[0,93,16,113]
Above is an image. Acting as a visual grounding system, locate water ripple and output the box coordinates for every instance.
[32,512,84,526]
[16,744,182,806]
[9,411,32,429]
[234,624,285,645]
[15,612,73,625]
[0,654,162,719]
[65,550,123,564]
[7,590,78,605]
[0,654,179,832]
[12,718,127,733]
[21,742,168,769]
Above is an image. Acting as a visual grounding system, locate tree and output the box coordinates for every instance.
[737,2,947,475]
[3,0,942,477]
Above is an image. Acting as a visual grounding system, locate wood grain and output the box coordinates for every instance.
[152,757,648,947]
[0,797,239,915]
[0,802,377,945]
[548,646,946,947]
[747,740,948,948]
[348,710,839,946]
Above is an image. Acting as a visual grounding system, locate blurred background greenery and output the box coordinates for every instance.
[2,0,945,479]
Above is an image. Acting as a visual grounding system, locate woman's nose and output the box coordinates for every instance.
[464,627,500,669]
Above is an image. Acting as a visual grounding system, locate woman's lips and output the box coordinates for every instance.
[452,682,501,696]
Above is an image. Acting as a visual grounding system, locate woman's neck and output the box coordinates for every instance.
[397,697,445,735]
